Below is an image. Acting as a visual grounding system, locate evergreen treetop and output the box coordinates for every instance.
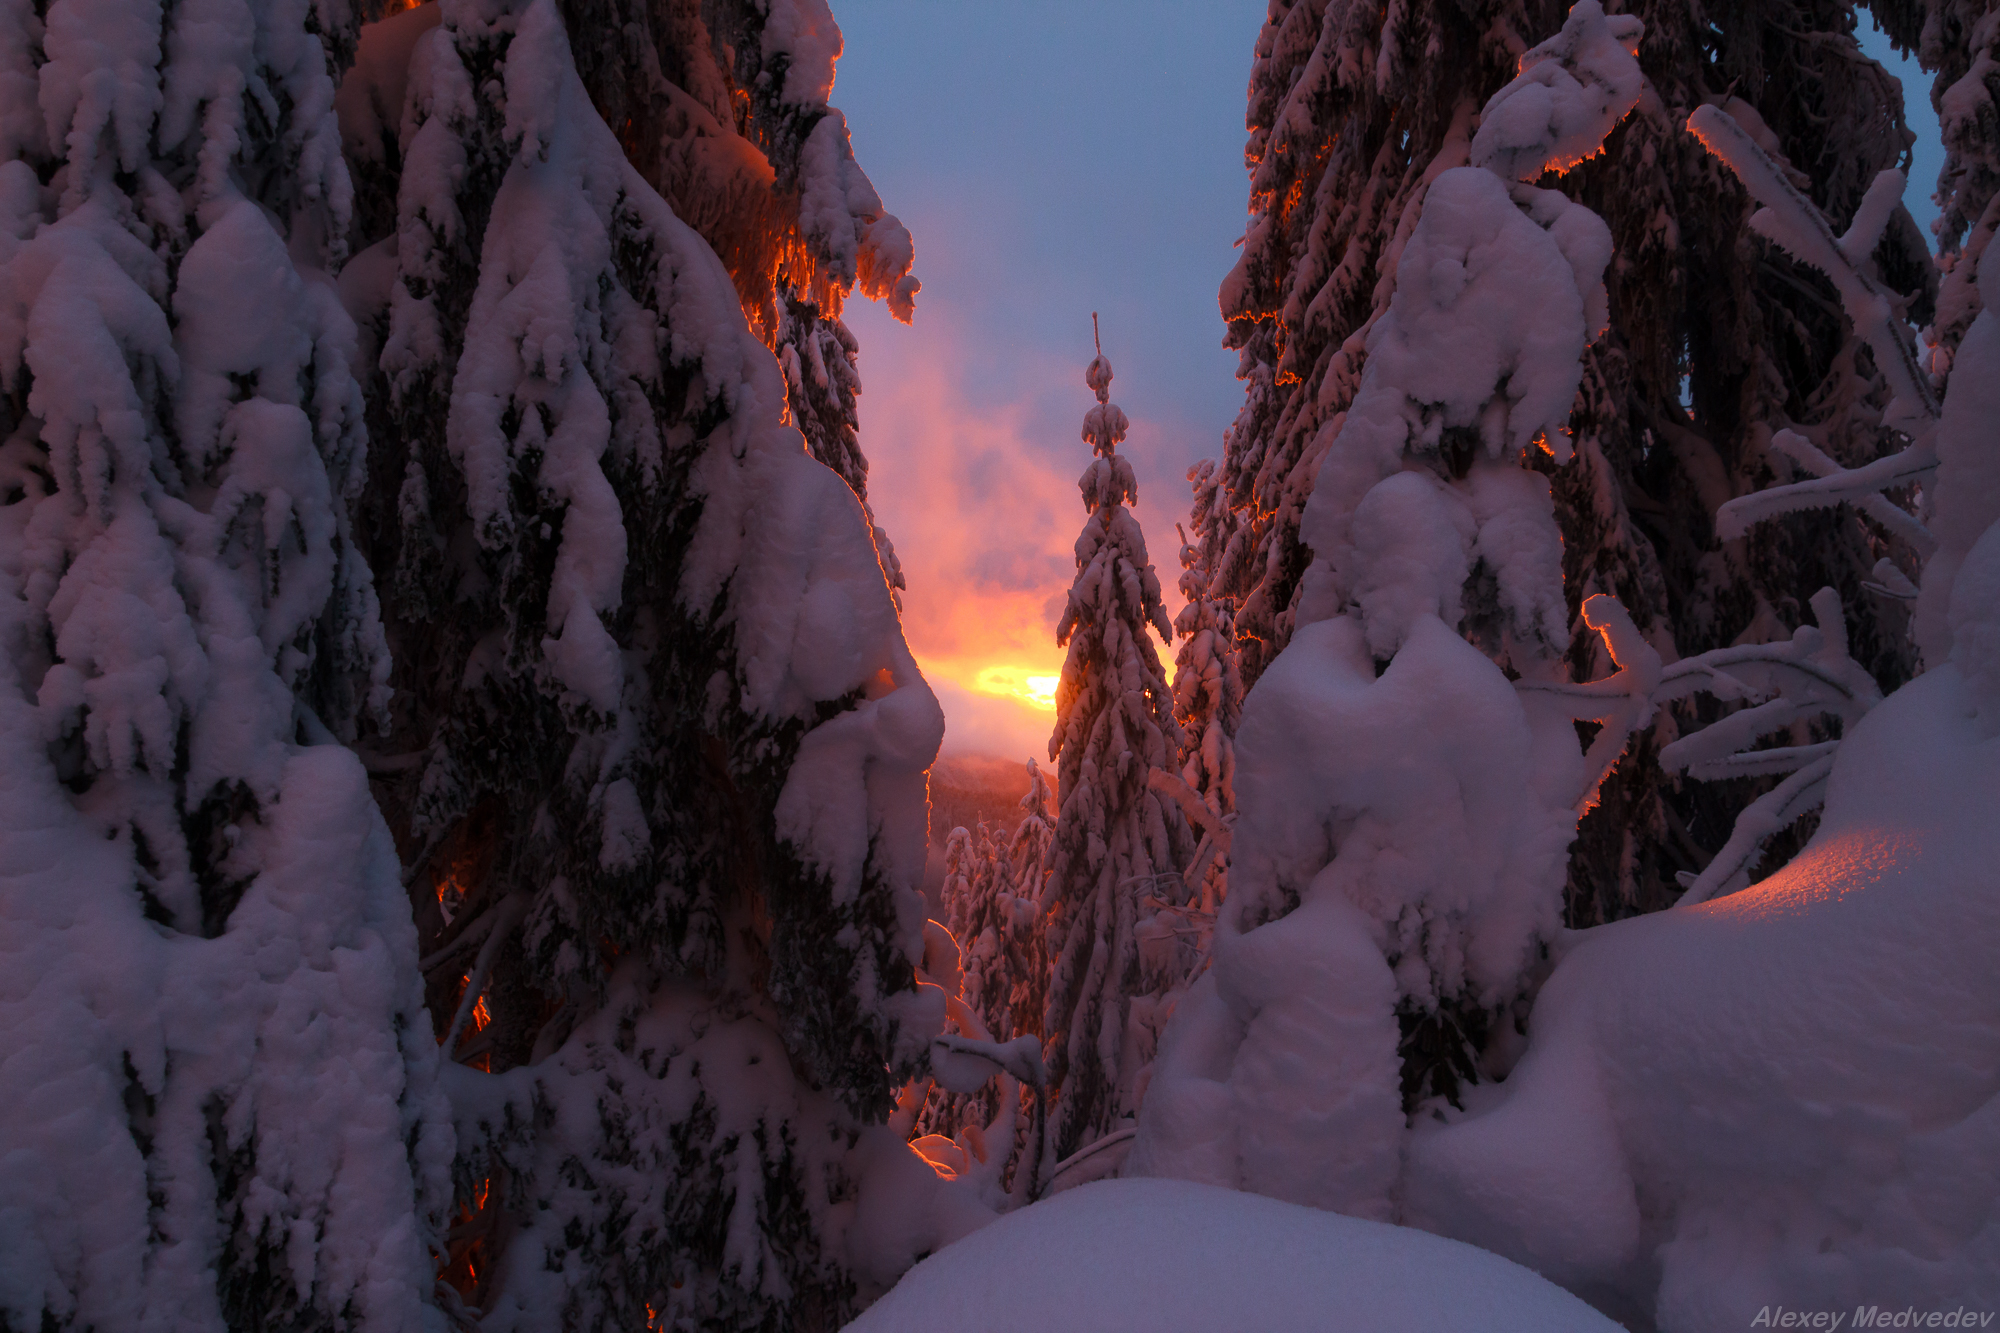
[1041,320,1191,1172]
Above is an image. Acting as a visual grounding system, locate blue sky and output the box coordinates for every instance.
[828,3,1947,758]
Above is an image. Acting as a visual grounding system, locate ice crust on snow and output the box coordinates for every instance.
[846,1178,1623,1333]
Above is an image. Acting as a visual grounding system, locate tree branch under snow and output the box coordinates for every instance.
[1654,589,1882,904]
[930,1033,1048,1091]
[1517,594,1663,813]
[1724,430,1938,555]
[1687,105,1939,538]
[442,893,530,1060]
[1147,768,1232,846]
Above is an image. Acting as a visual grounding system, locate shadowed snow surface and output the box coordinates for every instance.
[845,1177,1622,1333]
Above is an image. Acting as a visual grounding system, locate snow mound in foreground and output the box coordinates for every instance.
[1405,660,2000,1329]
[845,1178,1621,1333]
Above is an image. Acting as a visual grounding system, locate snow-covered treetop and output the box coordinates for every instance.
[1041,321,1189,1163]
[1470,0,1644,182]
[1056,318,1172,688]
[1069,322,1153,602]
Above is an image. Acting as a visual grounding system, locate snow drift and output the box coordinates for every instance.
[846,1177,1623,1333]
[1404,657,2000,1329]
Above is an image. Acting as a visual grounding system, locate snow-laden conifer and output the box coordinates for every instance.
[923,762,1057,1163]
[920,823,1000,1136]
[552,0,916,600]
[1039,329,1192,1178]
[1169,461,1242,915]
[0,0,449,1326]
[1200,0,1931,925]
[1400,116,2000,1316]
[944,821,1033,1049]
[1004,758,1057,1044]
[328,1,971,1324]
[1549,0,1931,919]
[1133,0,1661,1217]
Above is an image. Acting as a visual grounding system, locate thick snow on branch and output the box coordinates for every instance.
[931,1032,1047,1092]
[1470,0,1643,182]
[1129,615,1583,1216]
[1518,593,1664,813]
[1689,105,1940,536]
[1650,588,1881,904]
[1917,243,2000,687]
[798,109,920,321]
[1719,428,1939,554]
[0,0,444,1323]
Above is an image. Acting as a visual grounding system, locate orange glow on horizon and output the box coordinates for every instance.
[849,304,1188,758]
[972,664,1061,711]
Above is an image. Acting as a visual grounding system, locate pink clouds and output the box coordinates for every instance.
[846,299,1189,759]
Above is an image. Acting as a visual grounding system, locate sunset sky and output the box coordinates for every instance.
[828,4,1940,760]
[833,1,1252,758]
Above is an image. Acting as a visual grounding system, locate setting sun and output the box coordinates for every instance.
[972,665,1061,711]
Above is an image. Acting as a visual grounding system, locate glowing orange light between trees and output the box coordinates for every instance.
[973,664,1061,710]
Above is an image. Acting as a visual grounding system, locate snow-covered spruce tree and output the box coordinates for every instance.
[1039,333,1193,1179]
[1168,460,1243,915]
[1203,0,1931,925]
[1400,113,2000,1321]
[923,762,1058,1147]
[941,823,1022,1043]
[0,1,450,1328]
[1003,758,1057,1048]
[1208,0,1551,690]
[329,2,975,1326]
[553,0,916,600]
[1552,0,1932,920]
[1131,0,1663,1217]
[917,821,1001,1141]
